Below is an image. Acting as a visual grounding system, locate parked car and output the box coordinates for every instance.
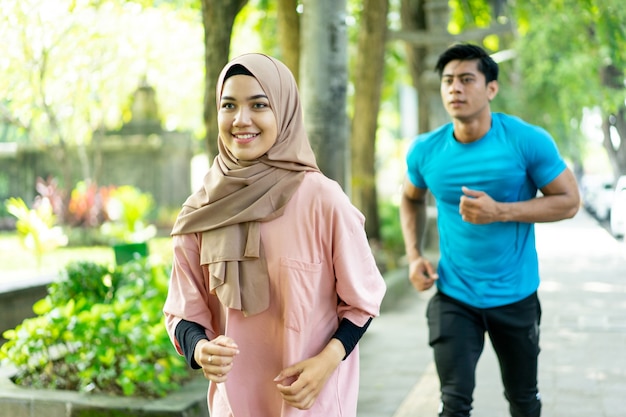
[610,176,626,238]
[581,174,615,221]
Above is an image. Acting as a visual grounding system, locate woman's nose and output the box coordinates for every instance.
[233,107,251,126]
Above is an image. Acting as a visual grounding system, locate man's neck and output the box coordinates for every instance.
[452,112,493,144]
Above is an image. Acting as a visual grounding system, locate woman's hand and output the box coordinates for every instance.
[273,339,344,410]
[194,335,239,383]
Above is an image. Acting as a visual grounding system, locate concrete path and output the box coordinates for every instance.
[358,209,626,417]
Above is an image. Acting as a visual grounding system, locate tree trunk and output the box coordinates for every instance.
[614,108,626,174]
[277,0,301,82]
[600,64,626,178]
[300,0,349,187]
[350,0,389,240]
[400,0,429,134]
[200,0,248,160]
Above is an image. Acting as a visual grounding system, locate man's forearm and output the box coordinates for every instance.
[400,193,428,262]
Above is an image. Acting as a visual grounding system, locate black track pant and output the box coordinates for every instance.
[427,291,542,417]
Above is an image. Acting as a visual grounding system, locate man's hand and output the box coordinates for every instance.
[459,186,501,224]
[408,257,438,291]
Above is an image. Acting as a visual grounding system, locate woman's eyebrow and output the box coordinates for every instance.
[220,94,268,101]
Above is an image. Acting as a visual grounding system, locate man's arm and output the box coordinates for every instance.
[400,176,428,262]
[459,168,580,224]
[400,176,438,291]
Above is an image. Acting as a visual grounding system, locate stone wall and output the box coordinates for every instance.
[0,130,195,220]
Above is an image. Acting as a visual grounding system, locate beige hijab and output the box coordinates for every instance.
[171,54,319,316]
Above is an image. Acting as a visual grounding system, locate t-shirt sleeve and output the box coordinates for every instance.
[405,135,428,189]
[522,125,567,189]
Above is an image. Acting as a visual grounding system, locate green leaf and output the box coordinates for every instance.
[32,298,52,315]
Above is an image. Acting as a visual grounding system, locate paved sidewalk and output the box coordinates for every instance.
[358,209,626,417]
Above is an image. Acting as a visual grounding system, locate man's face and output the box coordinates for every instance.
[440,59,498,122]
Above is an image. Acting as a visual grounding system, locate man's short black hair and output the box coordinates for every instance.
[435,43,499,83]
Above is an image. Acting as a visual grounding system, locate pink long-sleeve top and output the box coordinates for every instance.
[163,171,386,417]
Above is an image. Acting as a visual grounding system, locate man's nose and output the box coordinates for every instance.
[447,78,462,92]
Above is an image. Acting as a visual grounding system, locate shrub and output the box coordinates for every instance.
[0,259,192,398]
[378,198,405,270]
[100,185,157,244]
[5,196,68,268]
[66,181,114,228]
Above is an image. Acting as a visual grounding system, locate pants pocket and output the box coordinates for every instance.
[426,292,442,346]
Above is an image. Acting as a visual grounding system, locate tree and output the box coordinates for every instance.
[400,0,429,134]
[277,0,301,81]
[200,0,248,159]
[420,0,626,177]
[300,0,349,186]
[512,0,626,177]
[350,0,389,240]
[0,0,203,210]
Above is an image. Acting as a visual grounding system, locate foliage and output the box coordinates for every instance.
[5,197,68,268]
[0,259,191,398]
[378,198,405,270]
[445,0,626,165]
[0,232,173,277]
[0,0,205,173]
[512,0,626,158]
[100,185,157,244]
[67,181,114,228]
[232,0,280,57]
[0,0,206,246]
[34,177,66,221]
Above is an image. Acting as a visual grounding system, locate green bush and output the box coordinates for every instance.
[100,185,157,244]
[378,198,405,270]
[5,196,68,268]
[0,259,192,398]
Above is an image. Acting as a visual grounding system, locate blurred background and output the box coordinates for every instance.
[1,0,625,276]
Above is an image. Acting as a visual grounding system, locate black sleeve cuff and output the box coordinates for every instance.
[174,319,209,369]
[332,317,373,360]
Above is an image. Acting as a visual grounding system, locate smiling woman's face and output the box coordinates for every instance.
[218,74,278,161]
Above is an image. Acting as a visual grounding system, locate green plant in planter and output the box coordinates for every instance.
[101,185,157,244]
[0,259,192,398]
[100,185,157,265]
[5,197,68,268]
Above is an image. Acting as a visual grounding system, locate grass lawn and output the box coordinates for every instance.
[0,232,174,283]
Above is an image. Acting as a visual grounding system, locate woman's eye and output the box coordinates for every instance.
[221,102,235,109]
[253,102,269,109]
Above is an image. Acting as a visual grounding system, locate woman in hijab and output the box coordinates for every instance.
[163,53,386,417]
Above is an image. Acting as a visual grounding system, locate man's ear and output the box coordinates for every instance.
[487,80,499,101]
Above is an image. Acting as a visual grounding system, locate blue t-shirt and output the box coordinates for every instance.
[406,113,566,308]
